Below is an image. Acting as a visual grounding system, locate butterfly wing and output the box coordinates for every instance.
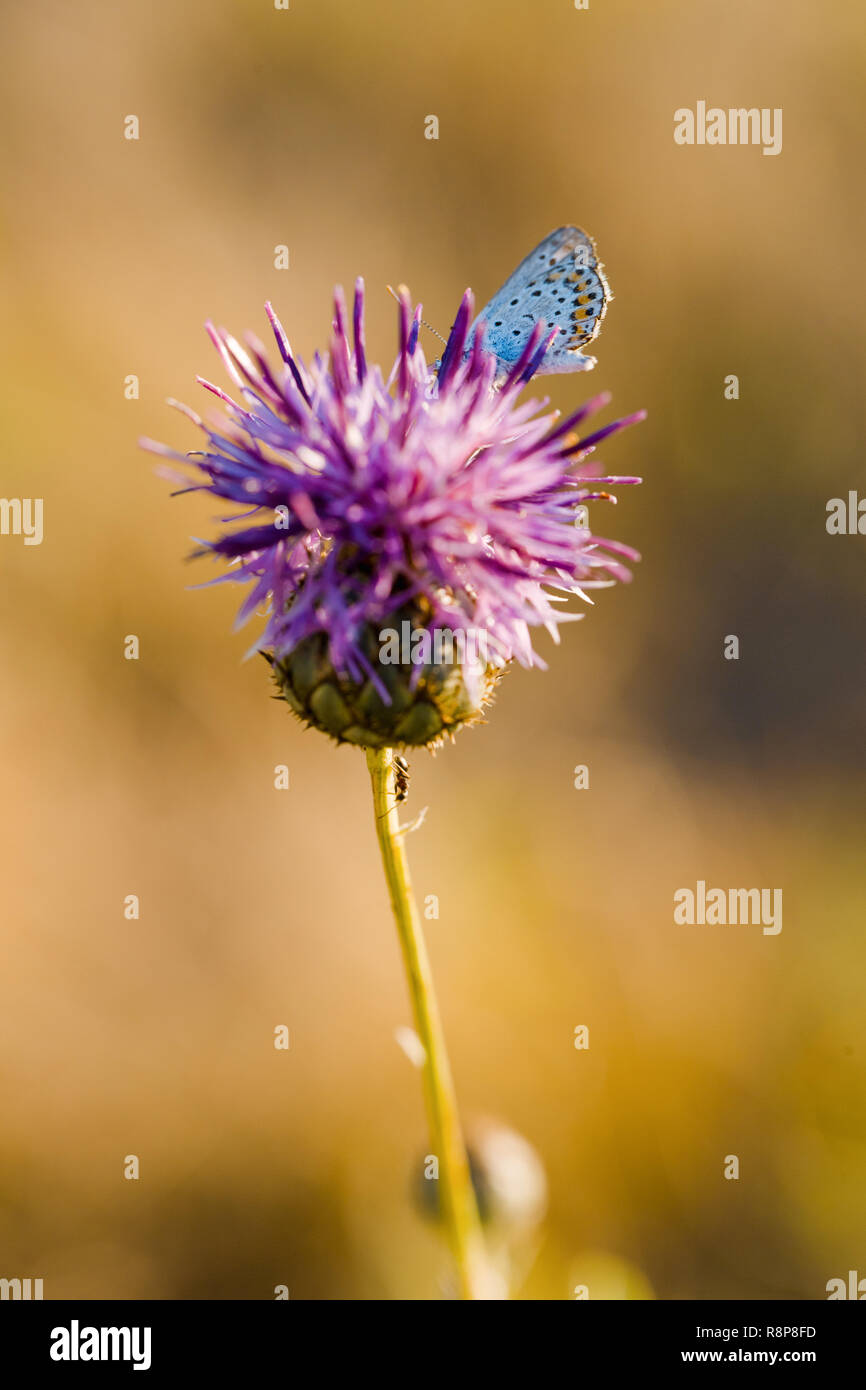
[468,226,611,375]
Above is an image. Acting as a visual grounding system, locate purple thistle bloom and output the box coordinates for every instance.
[142,281,643,738]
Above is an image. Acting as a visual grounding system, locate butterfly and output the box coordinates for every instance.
[464,226,611,378]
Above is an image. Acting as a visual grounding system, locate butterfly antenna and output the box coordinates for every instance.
[421,319,448,347]
[386,284,448,346]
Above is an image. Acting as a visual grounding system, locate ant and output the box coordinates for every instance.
[393,754,410,804]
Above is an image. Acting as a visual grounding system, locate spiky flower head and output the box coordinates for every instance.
[142,282,643,748]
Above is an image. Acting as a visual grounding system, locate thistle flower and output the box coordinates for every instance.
[144,264,645,1301]
[142,282,643,749]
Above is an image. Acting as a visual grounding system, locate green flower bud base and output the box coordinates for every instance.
[269,624,502,749]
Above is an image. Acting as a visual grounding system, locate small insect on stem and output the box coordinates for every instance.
[393,754,411,804]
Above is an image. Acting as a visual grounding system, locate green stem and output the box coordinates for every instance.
[366,745,494,1300]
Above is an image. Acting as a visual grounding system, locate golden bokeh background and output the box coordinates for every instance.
[1,0,864,1299]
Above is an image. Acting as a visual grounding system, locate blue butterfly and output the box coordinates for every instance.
[464,226,611,378]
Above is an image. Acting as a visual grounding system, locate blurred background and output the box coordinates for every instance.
[1,0,864,1299]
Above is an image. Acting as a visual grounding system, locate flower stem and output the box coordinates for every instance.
[365,745,495,1300]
